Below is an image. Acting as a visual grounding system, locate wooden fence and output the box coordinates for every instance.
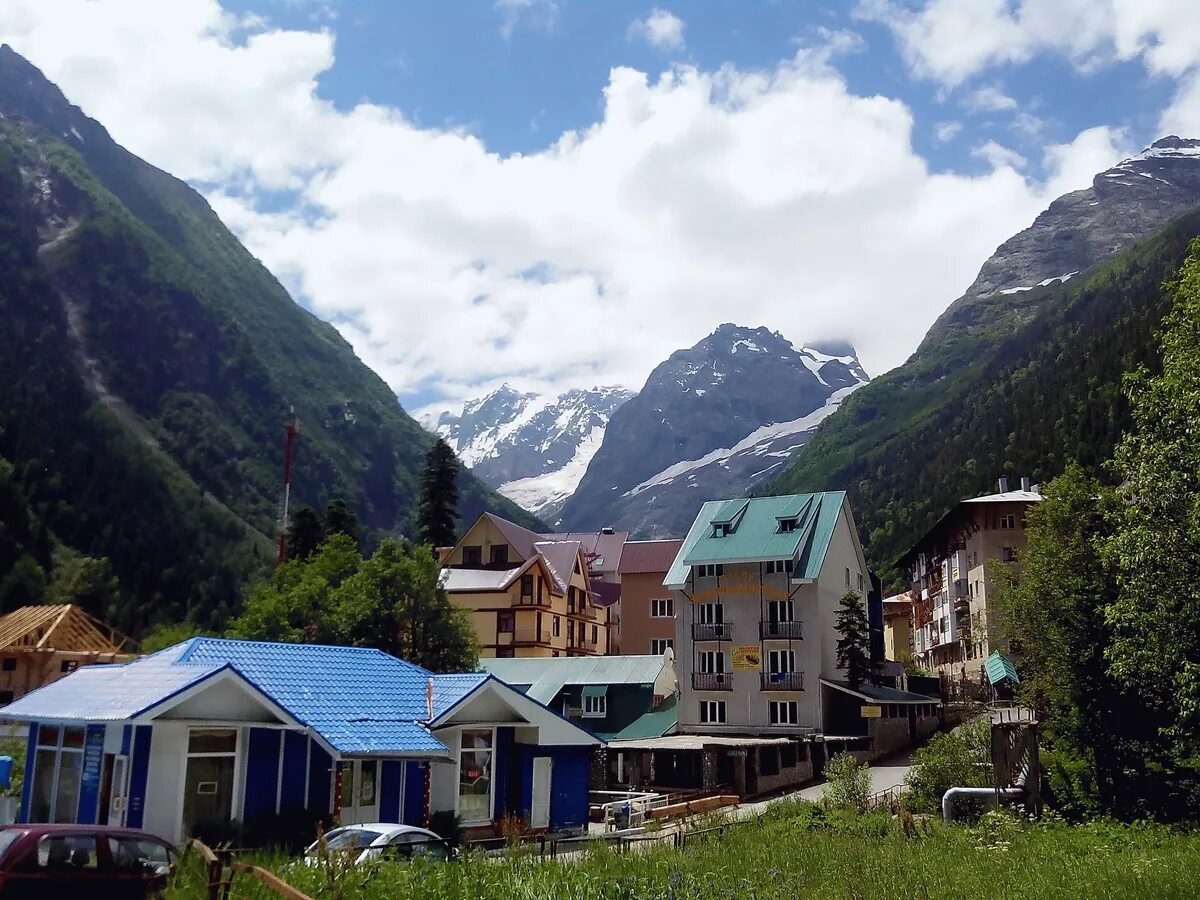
[180,838,313,900]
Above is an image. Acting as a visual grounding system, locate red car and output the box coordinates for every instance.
[0,824,175,899]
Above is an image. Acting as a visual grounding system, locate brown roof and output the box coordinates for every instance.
[533,540,584,594]
[541,530,629,575]
[618,539,683,575]
[0,605,132,653]
[484,513,544,560]
[591,581,622,608]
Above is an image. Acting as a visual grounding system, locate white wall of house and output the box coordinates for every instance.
[144,722,188,842]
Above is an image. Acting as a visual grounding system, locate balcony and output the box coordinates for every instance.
[515,593,549,607]
[692,622,732,641]
[760,671,805,691]
[692,672,733,691]
[760,620,804,640]
[511,627,551,645]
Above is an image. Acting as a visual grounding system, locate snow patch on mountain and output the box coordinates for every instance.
[498,424,606,521]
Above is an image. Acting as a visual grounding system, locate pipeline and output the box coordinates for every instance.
[941,764,1030,823]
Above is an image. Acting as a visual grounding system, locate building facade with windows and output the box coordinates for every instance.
[3,638,599,843]
[900,479,1042,680]
[615,539,684,657]
[440,514,612,659]
[668,492,870,738]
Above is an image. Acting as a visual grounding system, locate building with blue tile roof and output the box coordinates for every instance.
[2,638,600,842]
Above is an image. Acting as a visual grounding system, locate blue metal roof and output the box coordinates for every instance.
[1,638,484,756]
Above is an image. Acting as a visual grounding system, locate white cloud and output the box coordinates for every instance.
[934,120,962,142]
[963,84,1018,112]
[496,0,560,39]
[627,8,686,51]
[0,0,1144,413]
[972,140,1027,170]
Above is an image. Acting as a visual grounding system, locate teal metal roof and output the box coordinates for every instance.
[609,695,678,741]
[479,655,669,705]
[664,492,847,587]
[581,684,608,699]
[985,651,1020,685]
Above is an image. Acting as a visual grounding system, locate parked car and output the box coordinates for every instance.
[304,823,457,865]
[0,824,175,899]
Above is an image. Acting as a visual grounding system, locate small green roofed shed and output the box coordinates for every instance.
[985,651,1020,686]
[664,492,847,588]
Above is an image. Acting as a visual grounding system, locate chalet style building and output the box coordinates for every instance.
[440,514,613,658]
[900,478,1042,680]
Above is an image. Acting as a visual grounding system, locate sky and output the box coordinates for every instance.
[3,0,1199,419]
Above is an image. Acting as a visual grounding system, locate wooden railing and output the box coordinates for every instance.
[180,838,313,900]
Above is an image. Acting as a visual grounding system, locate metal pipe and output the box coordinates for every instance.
[941,765,1029,823]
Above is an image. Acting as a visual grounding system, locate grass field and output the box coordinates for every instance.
[165,802,1200,899]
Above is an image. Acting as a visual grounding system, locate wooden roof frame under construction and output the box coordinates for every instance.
[0,605,135,655]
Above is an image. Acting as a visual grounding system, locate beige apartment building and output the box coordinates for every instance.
[900,477,1042,680]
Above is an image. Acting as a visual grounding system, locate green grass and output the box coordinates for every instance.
[165,805,1200,899]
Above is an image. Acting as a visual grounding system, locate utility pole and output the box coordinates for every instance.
[276,413,300,567]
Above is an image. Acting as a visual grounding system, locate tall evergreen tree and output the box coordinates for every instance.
[416,439,460,548]
[285,506,325,562]
[323,499,358,544]
[835,591,873,690]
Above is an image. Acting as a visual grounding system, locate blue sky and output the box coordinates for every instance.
[4,1,1199,415]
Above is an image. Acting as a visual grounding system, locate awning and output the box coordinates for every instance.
[581,684,609,699]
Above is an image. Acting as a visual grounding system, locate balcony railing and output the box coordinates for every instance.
[760,671,805,691]
[515,593,549,606]
[692,622,732,641]
[692,672,733,691]
[760,620,804,640]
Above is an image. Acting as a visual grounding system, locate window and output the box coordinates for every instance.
[698,700,727,724]
[490,545,510,565]
[37,834,98,869]
[696,603,724,625]
[845,567,851,587]
[767,599,794,623]
[768,649,796,674]
[1,658,15,672]
[497,611,514,634]
[107,836,172,874]
[591,624,599,643]
[463,545,482,566]
[183,729,237,837]
[458,729,494,824]
[497,648,515,658]
[553,616,561,637]
[583,694,607,717]
[1001,546,1016,562]
[778,518,797,533]
[696,564,723,578]
[1000,514,1016,530]
[780,743,798,768]
[30,725,86,824]
[857,573,865,593]
[712,522,732,537]
[520,575,534,598]
[698,650,726,673]
[765,559,794,575]
[0,691,11,705]
[651,597,674,618]
[650,639,674,655]
[760,747,780,776]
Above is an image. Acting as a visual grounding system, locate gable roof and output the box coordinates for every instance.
[479,654,671,704]
[542,531,629,575]
[0,605,132,654]
[533,540,584,594]
[483,513,545,561]
[665,493,846,587]
[610,694,678,741]
[618,539,684,575]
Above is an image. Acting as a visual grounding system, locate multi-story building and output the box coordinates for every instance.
[900,478,1042,679]
[615,539,684,656]
[882,592,914,663]
[668,492,870,740]
[441,513,612,658]
[545,529,629,649]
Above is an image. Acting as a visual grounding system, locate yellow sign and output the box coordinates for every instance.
[731,646,762,671]
[861,705,882,719]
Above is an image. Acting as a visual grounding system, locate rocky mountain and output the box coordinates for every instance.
[557,325,869,536]
[768,136,1200,584]
[431,385,633,521]
[0,46,540,634]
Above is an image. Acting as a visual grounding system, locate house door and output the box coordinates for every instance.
[338,761,379,826]
[531,757,552,830]
[98,754,128,826]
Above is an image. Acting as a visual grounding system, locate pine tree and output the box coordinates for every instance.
[835,591,873,690]
[416,439,460,548]
[285,506,325,562]
[323,498,358,544]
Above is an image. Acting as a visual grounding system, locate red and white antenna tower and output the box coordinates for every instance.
[276,412,300,567]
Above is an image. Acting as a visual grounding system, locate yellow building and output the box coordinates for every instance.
[441,514,612,659]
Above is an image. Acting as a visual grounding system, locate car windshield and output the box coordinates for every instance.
[0,830,23,861]
[322,829,384,851]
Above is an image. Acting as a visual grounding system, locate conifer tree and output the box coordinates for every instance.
[835,591,873,690]
[285,506,324,562]
[416,439,460,548]
[323,498,358,544]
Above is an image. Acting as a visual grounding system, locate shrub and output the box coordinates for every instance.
[822,753,871,814]
[905,719,992,814]
[428,810,462,847]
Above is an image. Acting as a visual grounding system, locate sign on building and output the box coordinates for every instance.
[861,705,882,718]
[731,646,762,670]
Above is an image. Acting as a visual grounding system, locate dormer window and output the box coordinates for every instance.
[778,518,797,533]
[712,523,732,538]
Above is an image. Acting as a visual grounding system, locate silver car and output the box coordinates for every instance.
[305,823,457,866]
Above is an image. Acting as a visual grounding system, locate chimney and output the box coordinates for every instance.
[1020,477,1031,492]
[601,526,615,535]
[998,476,1009,493]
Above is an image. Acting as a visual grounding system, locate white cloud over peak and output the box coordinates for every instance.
[628,8,686,51]
[0,0,1134,414]
[964,84,1018,113]
[972,140,1027,170]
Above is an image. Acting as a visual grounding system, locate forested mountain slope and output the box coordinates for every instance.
[769,203,1200,585]
[0,46,538,633]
